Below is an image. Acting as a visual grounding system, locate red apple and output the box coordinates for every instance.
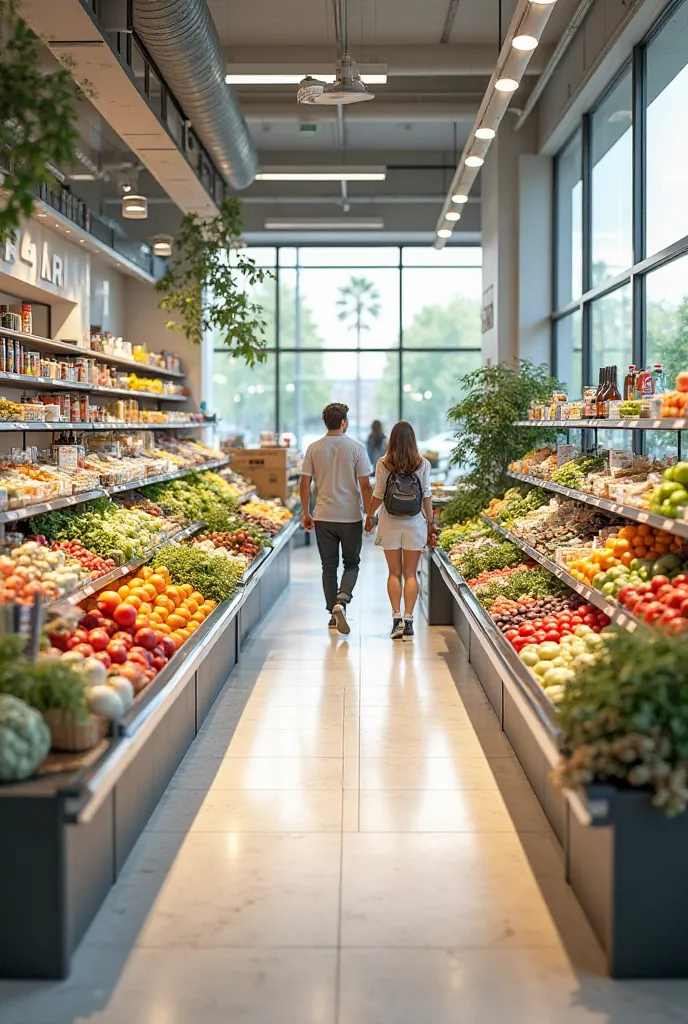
[111,631,134,648]
[80,610,103,631]
[118,662,146,692]
[66,630,89,650]
[96,591,120,617]
[94,651,112,669]
[160,636,176,659]
[129,646,154,666]
[71,642,95,658]
[87,628,110,652]
[134,627,157,651]
[152,655,166,672]
[48,627,72,651]
[113,603,138,629]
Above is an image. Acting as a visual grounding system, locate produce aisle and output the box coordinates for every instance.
[2,545,687,1022]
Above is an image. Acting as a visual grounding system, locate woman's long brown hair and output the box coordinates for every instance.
[383,421,422,474]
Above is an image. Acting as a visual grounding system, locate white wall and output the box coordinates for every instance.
[89,255,126,337]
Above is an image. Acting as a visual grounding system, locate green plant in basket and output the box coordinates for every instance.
[0,635,89,721]
[444,361,561,524]
[554,627,688,816]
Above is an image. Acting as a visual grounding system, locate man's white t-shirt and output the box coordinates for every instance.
[301,434,372,523]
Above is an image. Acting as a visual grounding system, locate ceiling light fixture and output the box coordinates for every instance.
[69,173,98,181]
[465,155,484,167]
[122,194,148,219]
[226,72,387,85]
[529,0,557,5]
[264,217,384,230]
[255,165,387,182]
[512,34,539,50]
[452,193,469,204]
[122,184,132,193]
[445,211,461,222]
[151,234,173,257]
[495,77,520,92]
[437,228,452,239]
[475,127,496,140]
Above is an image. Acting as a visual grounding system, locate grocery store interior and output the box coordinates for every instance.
[2,0,688,1020]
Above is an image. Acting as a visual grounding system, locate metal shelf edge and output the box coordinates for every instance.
[514,419,687,431]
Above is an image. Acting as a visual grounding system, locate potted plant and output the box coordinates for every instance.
[0,0,79,241]
[155,198,271,365]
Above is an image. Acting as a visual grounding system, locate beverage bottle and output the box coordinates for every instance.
[596,367,609,418]
[652,363,666,394]
[624,365,637,401]
[636,367,654,398]
[606,366,621,417]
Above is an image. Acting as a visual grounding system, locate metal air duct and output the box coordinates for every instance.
[132,0,258,190]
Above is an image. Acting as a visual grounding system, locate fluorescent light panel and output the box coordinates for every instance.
[256,165,387,182]
[264,218,384,230]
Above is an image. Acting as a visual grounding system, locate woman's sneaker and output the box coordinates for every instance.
[403,615,415,641]
[332,602,350,635]
[328,614,337,630]
[391,616,404,640]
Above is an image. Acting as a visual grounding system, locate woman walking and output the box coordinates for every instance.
[366,420,387,475]
[364,421,435,640]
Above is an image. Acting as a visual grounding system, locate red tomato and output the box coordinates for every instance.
[559,627,573,635]
[650,575,671,594]
[557,613,572,623]
[583,614,597,626]
[518,624,535,637]
[106,642,128,665]
[505,629,519,641]
[667,617,688,634]
[533,631,547,643]
[87,628,110,652]
[511,637,529,651]
[569,615,583,626]
[545,630,560,642]
[94,651,112,670]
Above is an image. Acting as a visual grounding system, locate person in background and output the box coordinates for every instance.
[300,403,373,635]
[366,419,387,475]
[364,421,435,640]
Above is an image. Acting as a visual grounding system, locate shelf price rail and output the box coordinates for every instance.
[0,458,230,526]
[479,515,642,633]
[514,418,688,430]
[507,470,688,541]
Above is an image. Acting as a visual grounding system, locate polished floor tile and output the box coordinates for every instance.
[4,545,687,1022]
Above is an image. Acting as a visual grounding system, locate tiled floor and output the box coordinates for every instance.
[2,543,688,1022]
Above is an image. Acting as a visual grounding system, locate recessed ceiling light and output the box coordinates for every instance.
[495,77,520,92]
[445,211,461,222]
[437,228,452,239]
[264,217,384,229]
[452,193,469,204]
[36,212,46,218]
[475,127,496,140]
[513,34,538,50]
[65,230,70,234]
[465,155,484,167]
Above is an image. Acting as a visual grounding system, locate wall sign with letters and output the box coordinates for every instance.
[2,229,65,290]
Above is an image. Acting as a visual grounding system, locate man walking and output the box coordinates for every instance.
[299,403,373,634]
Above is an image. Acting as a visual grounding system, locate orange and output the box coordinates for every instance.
[638,524,652,537]
[141,583,156,601]
[117,584,130,599]
[170,632,184,650]
[156,623,171,635]
[155,594,172,610]
[621,551,633,567]
[199,603,214,615]
[186,620,199,633]
[180,583,193,598]
[190,592,205,606]
[140,566,153,580]
[184,598,199,615]
[165,586,181,607]
[125,595,142,610]
[128,577,144,590]
[130,587,149,601]
[148,573,167,594]
[150,612,164,625]
[175,628,190,642]
[167,613,186,630]
[154,605,169,621]
[138,601,153,616]
[191,611,205,624]
[634,546,648,559]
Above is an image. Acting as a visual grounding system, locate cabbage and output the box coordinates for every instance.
[0,695,51,782]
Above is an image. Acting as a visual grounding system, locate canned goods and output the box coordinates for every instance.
[6,339,14,374]
[0,338,5,373]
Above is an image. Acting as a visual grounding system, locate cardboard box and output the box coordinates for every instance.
[230,448,290,500]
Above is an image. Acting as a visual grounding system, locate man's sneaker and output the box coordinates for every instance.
[403,615,415,641]
[391,616,404,640]
[328,614,337,630]
[332,602,350,635]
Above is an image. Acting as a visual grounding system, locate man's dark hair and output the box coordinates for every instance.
[322,403,349,431]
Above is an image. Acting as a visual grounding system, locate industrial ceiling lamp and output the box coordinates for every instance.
[151,234,173,257]
[122,194,148,219]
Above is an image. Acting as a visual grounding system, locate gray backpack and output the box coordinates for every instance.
[383,470,423,516]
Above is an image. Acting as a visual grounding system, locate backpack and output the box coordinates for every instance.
[383,469,423,517]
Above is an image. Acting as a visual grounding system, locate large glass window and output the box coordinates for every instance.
[645,253,688,387]
[646,4,688,257]
[555,131,583,306]
[212,247,482,480]
[554,311,582,397]
[591,71,633,286]
[590,284,632,383]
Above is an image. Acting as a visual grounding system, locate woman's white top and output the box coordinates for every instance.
[372,457,433,551]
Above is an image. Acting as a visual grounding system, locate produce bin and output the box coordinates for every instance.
[0,520,298,979]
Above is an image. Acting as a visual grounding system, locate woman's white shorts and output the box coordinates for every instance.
[375,510,427,551]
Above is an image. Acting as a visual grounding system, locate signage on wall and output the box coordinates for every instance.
[482,285,494,334]
[2,229,65,289]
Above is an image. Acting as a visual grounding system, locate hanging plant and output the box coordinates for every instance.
[443,360,562,524]
[0,0,79,242]
[155,198,271,366]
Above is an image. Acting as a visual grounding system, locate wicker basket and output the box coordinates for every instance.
[42,709,108,753]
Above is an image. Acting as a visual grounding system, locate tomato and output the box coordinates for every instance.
[582,614,597,626]
[511,637,529,651]
[559,626,573,635]
[505,629,519,641]
[557,613,572,623]
[518,624,535,637]
[667,617,688,634]
[577,605,593,616]
[532,620,543,629]
[643,601,665,625]
[569,615,583,626]
[650,575,671,594]
[544,630,561,642]
[679,597,688,617]
[533,631,547,643]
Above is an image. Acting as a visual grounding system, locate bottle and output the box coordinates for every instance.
[652,363,666,395]
[636,367,654,399]
[606,366,622,417]
[624,365,637,401]
[596,367,608,418]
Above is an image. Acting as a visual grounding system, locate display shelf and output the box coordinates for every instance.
[0,420,203,432]
[237,488,258,505]
[0,458,229,525]
[239,517,300,587]
[514,418,688,430]
[507,470,688,541]
[480,515,641,632]
[0,370,187,402]
[47,521,207,612]
[0,326,184,379]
